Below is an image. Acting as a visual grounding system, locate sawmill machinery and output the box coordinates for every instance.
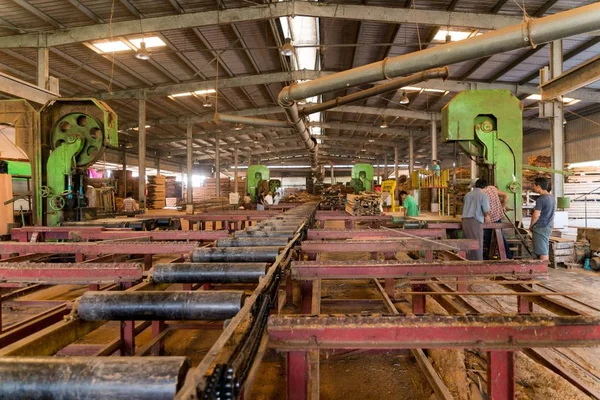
[350,163,374,193]
[441,90,522,223]
[39,99,118,226]
[246,165,269,201]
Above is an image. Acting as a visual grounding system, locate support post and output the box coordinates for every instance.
[383,155,388,180]
[431,119,438,205]
[233,144,239,194]
[394,145,399,206]
[376,157,381,184]
[287,351,309,400]
[122,151,127,197]
[215,132,221,198]
[487,351,515,400]
[138,99,146,210]
[156,153,161,177]
[37,48,49,90]
[186,123,193,206]
[409,133,414,175]
[550,40,565,199]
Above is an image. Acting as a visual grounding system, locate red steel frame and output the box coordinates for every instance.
[314,211,391,229]
[11,227,227,242]
[306,228,447,240]
[269,314,600,400]
[0,262,143,284]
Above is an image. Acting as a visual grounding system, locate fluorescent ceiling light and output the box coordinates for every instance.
[194,89,216,96]
[434,30,478,42]
[129,37,166,49]
[526,94,581,105]
[92,40,130,53]
[130,125,151,131]
[402,86,446,93]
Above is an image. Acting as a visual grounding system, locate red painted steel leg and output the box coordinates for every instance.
[183,284,193,291]
[88,284,100,291]
[456,277,468,293]
[518,283,533,314]
[301,281,314,314]
[424,251,434,261]
[144,254,153,270]
[120,320,135,356]
[202,283,212,290]
[151,320,165,356]
[287,351,309,400]
[75,253,85,263]
[496,229,507,260]
[487,351,515,400]
[370,252,378,260]
[384,278,395,298]
[411,283,427,314]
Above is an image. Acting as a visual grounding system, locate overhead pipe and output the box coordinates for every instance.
[214,113,291,128]
[279,3,600,104]
[299,67,449,116]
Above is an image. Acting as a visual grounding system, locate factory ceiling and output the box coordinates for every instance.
[0,0,599,168]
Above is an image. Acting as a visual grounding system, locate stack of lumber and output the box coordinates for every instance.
[565,165,600,219]
[523,155,552,190]
[345,193,383,216]
[147,175,166,209]
[193,178,231,202]
[549,237,575,269]
[113,170,138,199]
[320,184,352,210]
[281,191,320,203]
[165,176,182,199]
[230,179,246,195]
[577,228,600,252]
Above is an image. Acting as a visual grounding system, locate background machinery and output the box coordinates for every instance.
[246,165,270,201]
[39,99,118,226]
[350,163,374,193]
[442,90,523,223]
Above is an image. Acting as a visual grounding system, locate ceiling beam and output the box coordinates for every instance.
[0,70,59,104]
[0,1,523,49]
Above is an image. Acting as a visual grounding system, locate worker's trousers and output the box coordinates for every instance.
[462,217,483,260]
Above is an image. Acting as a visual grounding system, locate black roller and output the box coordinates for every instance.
[216,237,290,247]
[0,357,189,400]
[192,246,280,262]
[78,291,244,321]
[246,225,296,232]
[153,263,267,283]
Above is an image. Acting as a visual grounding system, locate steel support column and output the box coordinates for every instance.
[37,48,48,90]
[186,123,193,205]
[215,132,221,198]
[409,134,414,175]
[138,99,146,209]
[383,155,388,180]
[550,40,565,198]
[233,144,239,194]
[122,151,127,196]
[394,145,399,205]
[431,119,438,205]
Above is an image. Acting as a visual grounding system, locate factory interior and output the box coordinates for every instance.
[2,0,600,399]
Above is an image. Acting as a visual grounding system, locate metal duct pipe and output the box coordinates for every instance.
[299,67,448,116]
[0,357,190,400]
[214,113,291,128]
[327,161,335,184]
[153,263,267,284]
[77,291,245,321]
[279,3,600,103]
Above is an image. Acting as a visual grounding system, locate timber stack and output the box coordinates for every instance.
[345,193,383,216]
[147,175,166,209]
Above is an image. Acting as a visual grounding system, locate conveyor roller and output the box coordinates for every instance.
[77,291,245,321]
[0,356,189,400]
[216,237,290,247]
[153,263,267,284]
[191,246,281,262]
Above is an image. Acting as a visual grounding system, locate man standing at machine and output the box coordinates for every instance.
[530,177,555,261]
[480,179,513,259]
[461,179,491,260]
[399,191,418,217]
[121,191,139,213]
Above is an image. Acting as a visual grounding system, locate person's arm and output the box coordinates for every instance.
[530,209,541,228]
[133,200,139,211]
[482,195,491,224]
[497,189,509,208]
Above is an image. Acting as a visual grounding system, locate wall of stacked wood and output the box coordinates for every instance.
[147,175,166,209]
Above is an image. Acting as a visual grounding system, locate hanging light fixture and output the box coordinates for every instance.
[135,41,151,60]
[280,38,294,56]
[399,91,410,104]
[380,119,389,129]
[234,123,243,131]
[167,152,172,159]
[253,136,258,143]
[445,33,452,43]
[203,96,212,107]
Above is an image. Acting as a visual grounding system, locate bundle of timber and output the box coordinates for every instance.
[565,164,600,218]
[193,178,231,202]
[113,170,138,199]
[321,184,352,210]
[147,175,166,209]
[230,178,245,195]
[549,237,575,269]
[281,191,320,203]
[165,176,182,199]
[345,193,383,216]
[523,156,551,190]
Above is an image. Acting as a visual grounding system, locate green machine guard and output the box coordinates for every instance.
[442,90,523,223]
[351,163,374,193]
[247,165,270,201]
[39,99,118,226]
